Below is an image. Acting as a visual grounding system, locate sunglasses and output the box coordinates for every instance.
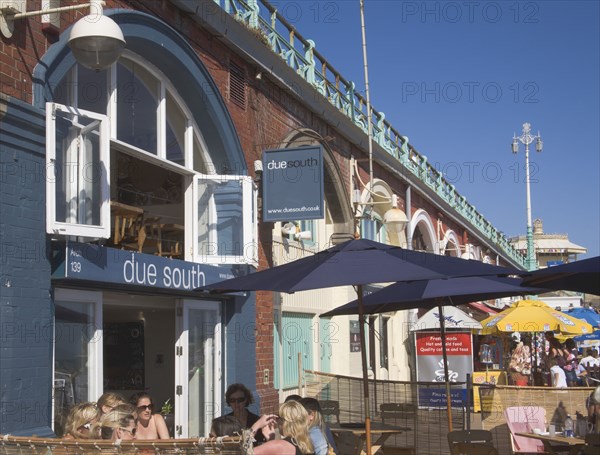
[120,427,137,436]
[79,422,94,431]
[137,404,154,412]
[229,397,246,404]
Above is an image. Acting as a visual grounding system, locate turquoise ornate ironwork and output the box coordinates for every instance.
[211,0,525,267]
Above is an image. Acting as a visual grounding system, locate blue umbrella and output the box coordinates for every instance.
[573,330,600,343]
[566,307,600,329]
[198,239,520,436]
[199,239,519,293]
[521,256,600,295]
[323,275,543,316]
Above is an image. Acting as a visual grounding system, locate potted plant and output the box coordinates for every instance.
[160,398,174,436]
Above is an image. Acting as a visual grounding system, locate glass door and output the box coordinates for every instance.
[53,289,103,434]
[174,300,221,438]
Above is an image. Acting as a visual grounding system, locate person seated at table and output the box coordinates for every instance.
[95,408,137,441]
[129,392,170,439]
[62,402,99,439]
[549,356,568,388]
[211,415,244,437]
[97,392,126,417]
[581,349,599,368]
[223,383,265,444]
[245,401,314,455]
[562,338,579,387]
[508,334,532,385]
[300,398,337,455]
[576,360,589,386]
[587,386,600,433]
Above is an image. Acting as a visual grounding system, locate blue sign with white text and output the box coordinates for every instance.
[262,146,324,222]
[54,242,245,292]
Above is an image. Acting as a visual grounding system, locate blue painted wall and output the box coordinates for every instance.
[0,97,54,436]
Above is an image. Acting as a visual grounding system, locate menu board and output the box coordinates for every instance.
[104,322,145,390]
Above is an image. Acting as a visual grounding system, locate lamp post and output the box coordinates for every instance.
[512,122,543,271]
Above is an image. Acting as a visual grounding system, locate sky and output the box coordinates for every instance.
[267,0,600,259]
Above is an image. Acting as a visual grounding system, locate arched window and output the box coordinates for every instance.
[46,55,256,265]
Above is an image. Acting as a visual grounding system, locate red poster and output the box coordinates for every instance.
[416,332,472,356]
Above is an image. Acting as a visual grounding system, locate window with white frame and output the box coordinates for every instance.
[361,215,386,243]
[47,56,256,265]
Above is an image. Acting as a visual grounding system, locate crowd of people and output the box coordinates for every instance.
[60,385,339,455]
[61,391,169,441]
[508,331,599,388]
[210,385,338,455]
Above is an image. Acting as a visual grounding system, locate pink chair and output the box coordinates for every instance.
[504,406,546,453]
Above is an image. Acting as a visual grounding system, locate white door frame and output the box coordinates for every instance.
[174,299,222,438]
[53,288,103,429]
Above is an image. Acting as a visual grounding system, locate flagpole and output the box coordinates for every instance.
[357,285,373,455]
[438,304,453,431]
[359,1,374,452]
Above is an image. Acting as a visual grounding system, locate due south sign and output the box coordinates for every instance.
[262,146,324,222]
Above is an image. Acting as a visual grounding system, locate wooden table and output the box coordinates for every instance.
[515,432,585,455]
[143,220,184,257]
[330,422,410,455]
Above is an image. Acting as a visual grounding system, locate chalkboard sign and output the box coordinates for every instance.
[104,322,145,390]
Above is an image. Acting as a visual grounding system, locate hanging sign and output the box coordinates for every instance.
[349,320,361,352]
[262,146,324,222]
[415,331,473,408]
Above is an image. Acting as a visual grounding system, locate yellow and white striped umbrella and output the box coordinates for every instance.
[479,299,594,335]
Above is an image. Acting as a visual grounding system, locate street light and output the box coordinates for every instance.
[0,0,125,71]
[512,122,543,271]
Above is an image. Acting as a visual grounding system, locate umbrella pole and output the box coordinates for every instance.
[357,285,372,455]
[438,304,453,432]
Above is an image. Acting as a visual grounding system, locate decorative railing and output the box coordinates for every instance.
[211,0,526,268]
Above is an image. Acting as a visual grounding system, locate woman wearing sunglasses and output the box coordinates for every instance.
[224,383,265,443]
[129,392,170,439]
[95,408,137,442]
[62,402,99,439]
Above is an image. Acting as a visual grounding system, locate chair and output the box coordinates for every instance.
[504,406,547,454]
[320,400,340,424]
[111,201,145,252]
[581,433,600,455]
[142,218,184,258]
[447,430,498,455]
[586,365,600,383]
[380,403,416,425]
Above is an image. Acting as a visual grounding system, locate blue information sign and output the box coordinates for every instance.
[53,242,245,292]
[262,146,324,222]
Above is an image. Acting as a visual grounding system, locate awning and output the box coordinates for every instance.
[468,301,499,315]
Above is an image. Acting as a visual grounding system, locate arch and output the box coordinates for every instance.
[32,9,246,173]
[410,209,437,253]
[280,129,353,240]
[441,229,461,257]
[356,179,407,246]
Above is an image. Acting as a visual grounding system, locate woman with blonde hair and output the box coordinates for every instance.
[299,398,337,455]
[247,401,313,455]
[97,392,126,416]
[94,407,137,441]
[62,402,99,439]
